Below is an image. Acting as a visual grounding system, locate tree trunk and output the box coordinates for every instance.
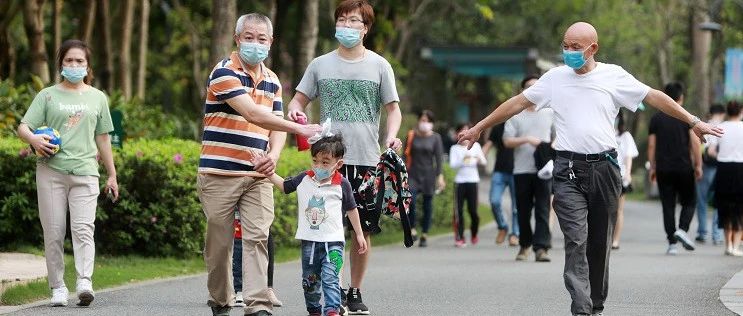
[78,0,96,44]
[294,0,318,86]
[271,0,292,79]
[208,0,236,67]
[173,0,205,101]
[0,1,21,80]
[22,0,50,84]
[690,0,712,114]
[136,0,149,100]
[96,0,114,92]
[52,0,63,83]
[118,0,135,99]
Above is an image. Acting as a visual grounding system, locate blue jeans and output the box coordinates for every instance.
[233,233,275,292]
[409,188,434,233]
[301,240,343,315]
[233,238,242,292]
[696,164,721,241]
[490,171,519,236]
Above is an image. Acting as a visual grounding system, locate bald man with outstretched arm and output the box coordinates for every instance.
[459,22,722,316]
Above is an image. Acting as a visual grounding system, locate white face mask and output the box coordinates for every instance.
[418,122,433,133]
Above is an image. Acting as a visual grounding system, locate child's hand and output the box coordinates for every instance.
[250,153,275,176]
[355,234,368,254]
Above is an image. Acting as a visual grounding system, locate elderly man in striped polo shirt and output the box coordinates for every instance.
[198,13,321,316]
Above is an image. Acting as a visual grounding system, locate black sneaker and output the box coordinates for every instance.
[340,288,348,315]
[210,305,231,316]
[346,287,369,315]
[419,236,428,248]
[245,310,272,316]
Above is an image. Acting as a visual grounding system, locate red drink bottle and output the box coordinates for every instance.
[295,116,310,151]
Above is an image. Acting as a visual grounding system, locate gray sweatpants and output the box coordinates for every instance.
[553,157,621,315]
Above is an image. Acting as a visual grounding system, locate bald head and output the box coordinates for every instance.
[564,22,598,45]
[562,22,599,72]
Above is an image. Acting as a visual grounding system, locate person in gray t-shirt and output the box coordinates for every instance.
[286,1,402,314]
[503,76,554,262]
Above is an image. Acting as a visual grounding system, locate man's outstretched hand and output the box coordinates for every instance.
[692,121,723,143]
[457,125,482,150]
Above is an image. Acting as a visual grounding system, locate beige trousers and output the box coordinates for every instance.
[36,164,99,289]
[197,173,274,313]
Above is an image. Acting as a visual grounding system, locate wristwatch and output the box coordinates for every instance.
[689,116,701,128]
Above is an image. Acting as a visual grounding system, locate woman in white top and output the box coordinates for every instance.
[449,123,487,247]
[612,112,639,250]
[710,101,743,256]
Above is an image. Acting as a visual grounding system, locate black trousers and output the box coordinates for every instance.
[455,183,479,240]
[514,173,552,251]
[553,157,621,315]
[656,170,696,244]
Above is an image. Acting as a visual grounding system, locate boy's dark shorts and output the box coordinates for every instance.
[340,164,382,235]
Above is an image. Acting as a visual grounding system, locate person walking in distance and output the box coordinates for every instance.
[708,101,743,255]
[449,123,487,247]
[648,82,702,255]
[404,110,445,248]
[457,22,722,316]
[481,84,524,247]
[502,75,554,262]
[695,104,726,245]
[611,112,638,250]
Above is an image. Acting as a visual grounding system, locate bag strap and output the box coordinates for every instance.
[404,130,415,168]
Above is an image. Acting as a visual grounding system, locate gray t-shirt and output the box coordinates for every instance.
[503,109,554,174]
[296,50,400,166]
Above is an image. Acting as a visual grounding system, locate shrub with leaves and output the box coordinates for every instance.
[0,135,457,256]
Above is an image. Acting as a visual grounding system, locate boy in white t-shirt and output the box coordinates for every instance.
[264,134,367,316]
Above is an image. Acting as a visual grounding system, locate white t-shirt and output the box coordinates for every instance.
[449,142,486,183]
[523,63,651,154]
[283,171,357,242]
[616,131,639,179]
[712,121,743,162]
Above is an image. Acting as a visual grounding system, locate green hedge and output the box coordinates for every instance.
[0,136,456,256]
[0,79,198,140]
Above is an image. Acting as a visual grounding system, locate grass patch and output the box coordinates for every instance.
[3,205,493,306]
[1,255,204,306]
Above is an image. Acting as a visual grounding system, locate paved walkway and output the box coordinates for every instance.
[5,200,742,315]
[0,253,46,298]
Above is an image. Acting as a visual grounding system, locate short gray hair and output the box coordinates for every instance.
[235,13,273,37]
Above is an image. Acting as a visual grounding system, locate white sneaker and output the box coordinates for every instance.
[667,244,679,255]
[232,291,245,307]
[50,286,69,306]
[76,279,95,306]
[674,229,696,251]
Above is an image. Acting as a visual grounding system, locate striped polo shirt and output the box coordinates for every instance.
[199,51,284,176]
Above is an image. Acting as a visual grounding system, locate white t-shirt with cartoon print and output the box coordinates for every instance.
[283,170,357,242]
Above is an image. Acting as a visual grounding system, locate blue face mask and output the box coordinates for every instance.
[335,27,362,48]
[61,66,87,83]
[313,167,333,181]
[239,42,270,65]
[562,46,591,69]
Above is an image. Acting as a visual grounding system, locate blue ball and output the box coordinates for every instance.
[31,126,61,156]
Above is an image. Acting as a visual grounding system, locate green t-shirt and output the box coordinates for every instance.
[21,85,114,177]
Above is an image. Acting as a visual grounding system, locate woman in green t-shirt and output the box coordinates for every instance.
[17,39,118,308]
